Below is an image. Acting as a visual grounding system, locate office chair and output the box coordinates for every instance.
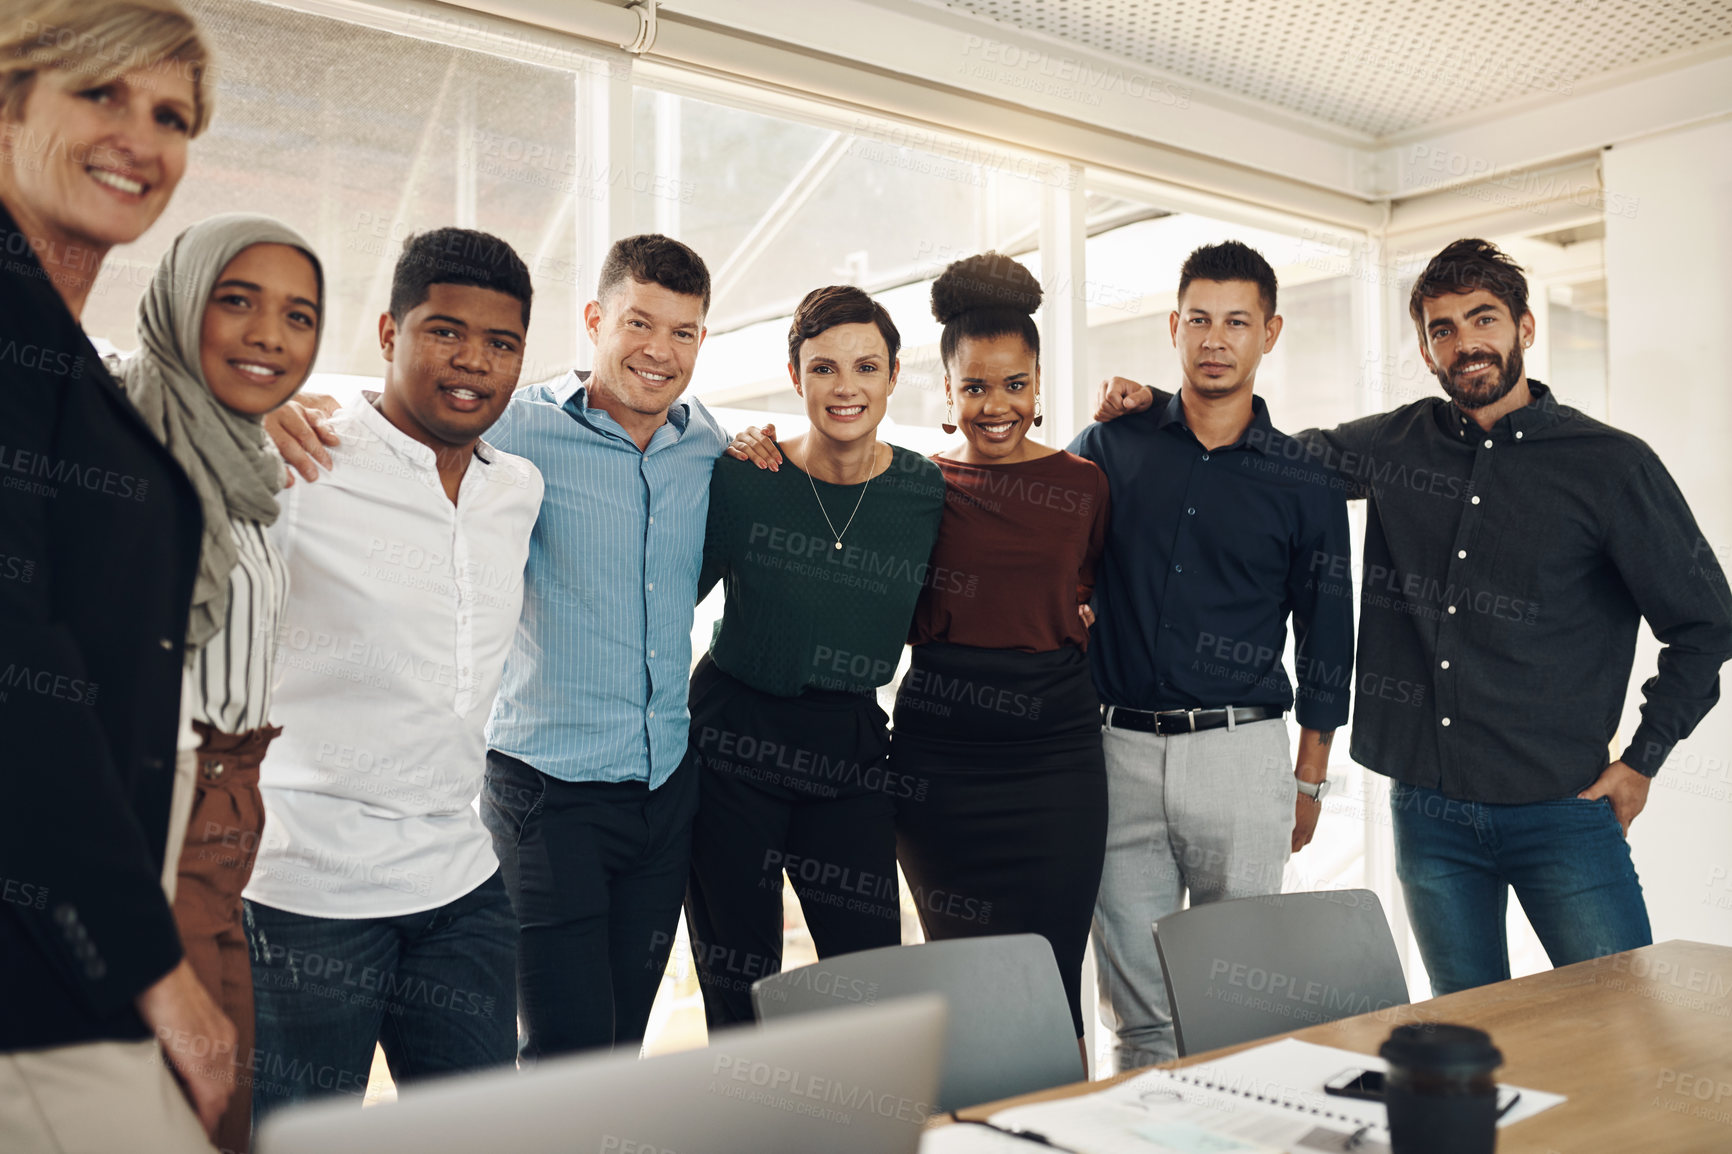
[751,934,1082,1112]
[1153,889,1410,1056]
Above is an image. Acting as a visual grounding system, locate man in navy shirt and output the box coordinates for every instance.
[1070,242,1354,1070]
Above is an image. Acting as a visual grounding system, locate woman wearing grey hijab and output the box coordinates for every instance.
[119,212,323,1154]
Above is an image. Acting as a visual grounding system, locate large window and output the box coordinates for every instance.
[626,88,1050,431]
[86,0,608,385]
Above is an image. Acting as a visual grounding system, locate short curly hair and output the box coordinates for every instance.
[930,251,1042,370]
[390,228,534,331]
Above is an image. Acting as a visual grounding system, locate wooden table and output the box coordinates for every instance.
[957,940,1732,1153]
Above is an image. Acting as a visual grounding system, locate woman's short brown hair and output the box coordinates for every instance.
[1,0,213,136]
[787,285,901,373]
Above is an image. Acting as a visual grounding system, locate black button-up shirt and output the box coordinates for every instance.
[1070,391,1354,731]
[1293,381,1732,803]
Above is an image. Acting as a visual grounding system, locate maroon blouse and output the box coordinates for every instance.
[910,450,1110,653]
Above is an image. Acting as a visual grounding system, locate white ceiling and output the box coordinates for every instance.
[914,0,1732,138]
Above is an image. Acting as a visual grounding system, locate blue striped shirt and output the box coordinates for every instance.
[484,371,729,786]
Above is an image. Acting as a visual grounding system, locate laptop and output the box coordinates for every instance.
[257,994,947,1154]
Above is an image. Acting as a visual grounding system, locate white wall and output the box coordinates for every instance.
[1603,118,1732,947]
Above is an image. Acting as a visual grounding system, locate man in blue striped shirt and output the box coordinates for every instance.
[482,236,727,1058]
[268,235,729,1059]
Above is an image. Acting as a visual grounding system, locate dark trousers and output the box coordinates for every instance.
[682,657,902,1027]
[245,872,516,1126]
[482,749,697,1060]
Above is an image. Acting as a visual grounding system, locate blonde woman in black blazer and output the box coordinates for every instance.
[0,2,234,1148]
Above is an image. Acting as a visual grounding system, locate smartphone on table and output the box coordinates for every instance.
[1323,1068,1521,1118]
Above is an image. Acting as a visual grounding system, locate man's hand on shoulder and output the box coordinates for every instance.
[1093,376,1156,422]
[265,393,342,486]
[1577,760,1652,836]
[725,424,781,471]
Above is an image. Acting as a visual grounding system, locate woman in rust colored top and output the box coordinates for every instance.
[893,252,1110,1041]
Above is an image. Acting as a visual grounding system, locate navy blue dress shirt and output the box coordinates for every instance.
[1070,391,1354,730]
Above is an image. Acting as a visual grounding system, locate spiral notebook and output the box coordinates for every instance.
[922,1038,1565,1154]
[985,1061,1391,1154]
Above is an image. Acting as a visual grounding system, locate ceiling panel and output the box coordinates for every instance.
[913,0,1732,137]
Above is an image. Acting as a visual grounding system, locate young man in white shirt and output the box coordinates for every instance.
[243,229,544,1123]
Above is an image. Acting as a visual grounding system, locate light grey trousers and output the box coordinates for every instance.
[1090,718,1294,1071]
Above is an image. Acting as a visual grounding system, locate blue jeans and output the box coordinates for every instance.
[244,872,517,1125]
[1390,781,1651,996]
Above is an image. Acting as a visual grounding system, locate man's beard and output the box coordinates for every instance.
[1435,342,1523,411]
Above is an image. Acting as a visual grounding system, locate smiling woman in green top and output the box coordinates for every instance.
[683,285,945,1026]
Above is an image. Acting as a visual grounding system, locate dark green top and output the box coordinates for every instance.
[699,443,946,697]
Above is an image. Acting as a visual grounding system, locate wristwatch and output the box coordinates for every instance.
[1295,776,1331,802]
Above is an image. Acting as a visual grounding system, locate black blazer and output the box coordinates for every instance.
[0,200,204,1050]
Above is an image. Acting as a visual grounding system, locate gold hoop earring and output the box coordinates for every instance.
[1033,394,1044,428]
[941,398,957,435]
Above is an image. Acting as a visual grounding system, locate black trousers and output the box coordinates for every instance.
[683,656,904,1027]
[482,749,697,1060]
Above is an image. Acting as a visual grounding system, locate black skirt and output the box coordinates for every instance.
[890,642,1107,1036]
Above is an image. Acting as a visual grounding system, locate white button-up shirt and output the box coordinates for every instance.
[246,401,543,918]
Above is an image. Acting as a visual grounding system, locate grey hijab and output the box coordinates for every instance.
[121,213,325,652]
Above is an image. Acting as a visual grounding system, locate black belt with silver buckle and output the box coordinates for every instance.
[1101,704,1284,735]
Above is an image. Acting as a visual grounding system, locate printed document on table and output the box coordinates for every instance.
[1170,1038,1567,1129]
[987,1077,1384,1153]
[949,1037,1566,1152]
